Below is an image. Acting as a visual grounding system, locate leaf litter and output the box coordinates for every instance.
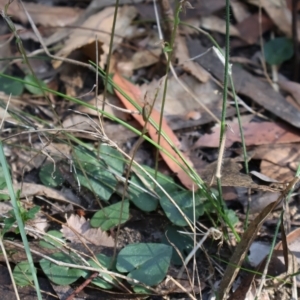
[1,0,300,299]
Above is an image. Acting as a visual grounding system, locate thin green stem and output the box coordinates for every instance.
[154,2,181,181]
[0,143,42,300]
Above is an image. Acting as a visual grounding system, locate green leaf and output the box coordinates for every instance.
[225,209,239,227]
[23,205,40,222]
[3,215,16,233]
[264,37,293,65]
[100,144,124,174]
[128,172,158,212]
[139,165,181,197]
[90,200,129,230]
[39,230,65,249]
[116,243,172,286]
[40,252,85,285]
[0,75,24,96]
[132,285,152,294]
[73,145,116,201]
[161,225,194,265]
[24,74,47,95]
[160,190,204,226]
[13,261,35,286]
[82,254,115,289]
[39,163,64,187]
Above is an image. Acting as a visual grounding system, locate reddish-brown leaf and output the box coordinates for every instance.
[113,72,195,190]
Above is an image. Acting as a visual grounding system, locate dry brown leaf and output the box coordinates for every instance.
[193,117,300,148]
[260,0,292,37]
[252,144,300,182]
[199,158,281,193]
[1,183,84,208]
[230,0,251,23]
[260,160,294,183]
[53,6,138,69]
[1,0,82,27]
[117,47,162,77]
[188,40,300,127]
[113,71,195,190]
[176,36,210,83]
[279,78,300,106]
[235,12,274,44]
[140,73,221,117]
[61,214,114,247]
[200,15,240,36]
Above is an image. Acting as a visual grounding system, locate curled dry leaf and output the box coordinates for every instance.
[113,71,195,190]
[53,6,137,69]
[1,0,82,27]
[61,214,114,247]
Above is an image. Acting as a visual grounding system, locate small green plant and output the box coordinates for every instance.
[3,197,40,235]
[0,73,48,96]
[264,37,294,65]
[13,261,36,287]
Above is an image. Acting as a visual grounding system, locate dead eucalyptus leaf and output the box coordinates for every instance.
[199,158,282,193]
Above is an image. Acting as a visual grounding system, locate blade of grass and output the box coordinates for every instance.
[0,142,42,300]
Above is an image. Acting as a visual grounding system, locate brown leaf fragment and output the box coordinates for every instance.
[53,6,138,69]
[193,118,300,149]
[279,78,300,106]
[260,0,292,38]
[0,0,82,27]
[198,158,281,193]
[200,16,240,37]
[235,12,274,44]
[61,214,114,247]
[176,36,210,83]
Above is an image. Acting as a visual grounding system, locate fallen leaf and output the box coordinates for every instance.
[1,0,82,27]
[278,78,300,106]
[117,47,162,77]
[193,117,300,148]
[176,36,210,83]
[53,6,138,68]
[260,160,294,183]
[61,214,114,246]
[230,0,251,23]
[235,12,274,44]
[187,39,300,128]
[252,143,300,182]
[260,0,292,38]
[140,73,221,117]
[198,158,281,193]
[1,183,84,209]
[113,72,195,190]
[200,15,240,36]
